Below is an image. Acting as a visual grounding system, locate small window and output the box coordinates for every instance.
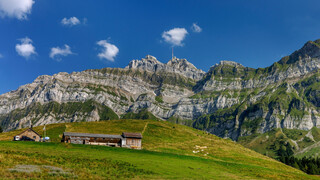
[33,136,36,139]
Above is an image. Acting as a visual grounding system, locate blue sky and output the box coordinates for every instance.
[1,0,320,94]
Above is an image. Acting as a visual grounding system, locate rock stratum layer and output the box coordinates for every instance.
[2,40,320,143]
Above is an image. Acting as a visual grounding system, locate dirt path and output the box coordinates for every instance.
[65,124,70,131]
[142,122,149,135]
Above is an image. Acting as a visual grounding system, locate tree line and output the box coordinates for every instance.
[277,140,320,175]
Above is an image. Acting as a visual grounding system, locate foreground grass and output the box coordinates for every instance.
[0,119,317,179]
[0,141,315,179]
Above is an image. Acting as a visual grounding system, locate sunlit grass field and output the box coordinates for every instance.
[0,119,317,179]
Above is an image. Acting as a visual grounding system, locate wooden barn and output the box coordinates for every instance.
[62,132,123,147]
[14,128,41,142]
[121,132,143,149]
[62,132,143,149]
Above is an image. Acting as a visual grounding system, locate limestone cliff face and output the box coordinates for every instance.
[2,40,320,142]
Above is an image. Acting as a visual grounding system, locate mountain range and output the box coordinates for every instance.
[2,39,320,156]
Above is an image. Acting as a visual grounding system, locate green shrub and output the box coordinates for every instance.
[155,95,164,103]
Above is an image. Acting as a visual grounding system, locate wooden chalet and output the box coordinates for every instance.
[62,132,143,149]
[14,128,41,142]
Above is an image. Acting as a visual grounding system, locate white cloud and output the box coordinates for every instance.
[15,37,36,59]
[191,23,202,33]
[162,28,188,47]
[61,17,81,26]
[0,53,3,58]
[49,44,74,61]
[97,40,119,62]
[0,0,35,20]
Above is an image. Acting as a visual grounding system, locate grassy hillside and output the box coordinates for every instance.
[0,119,317,179]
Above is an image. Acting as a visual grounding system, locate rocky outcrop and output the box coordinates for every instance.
[126,55,205,81]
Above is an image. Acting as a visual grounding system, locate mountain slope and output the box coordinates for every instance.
[2,39,320,154]
[0,120,316,179]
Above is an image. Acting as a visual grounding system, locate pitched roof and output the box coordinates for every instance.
[70,137,90,140]
[63,132,122,139]
[18,128,41,137]
[122,132,143,139]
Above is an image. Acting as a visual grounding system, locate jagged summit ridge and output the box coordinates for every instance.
[126,55,205,81]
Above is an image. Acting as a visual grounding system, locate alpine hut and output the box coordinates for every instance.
[14,127,41,142]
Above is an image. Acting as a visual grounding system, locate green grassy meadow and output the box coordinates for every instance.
[0,119,317,179]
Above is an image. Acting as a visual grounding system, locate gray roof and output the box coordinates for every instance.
[70,137,90,140]
[122,132,143,139]
[64,132,122,139]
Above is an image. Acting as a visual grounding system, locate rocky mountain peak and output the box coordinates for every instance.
[279,39,320,65]
[298,40,320,58]
[125,55,205,80]
[166,57,199,71]
[143,55,161,64]
[125,55,163,71]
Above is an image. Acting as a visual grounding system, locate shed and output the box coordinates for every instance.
[122,132,143,149]
[14,128,41,142]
